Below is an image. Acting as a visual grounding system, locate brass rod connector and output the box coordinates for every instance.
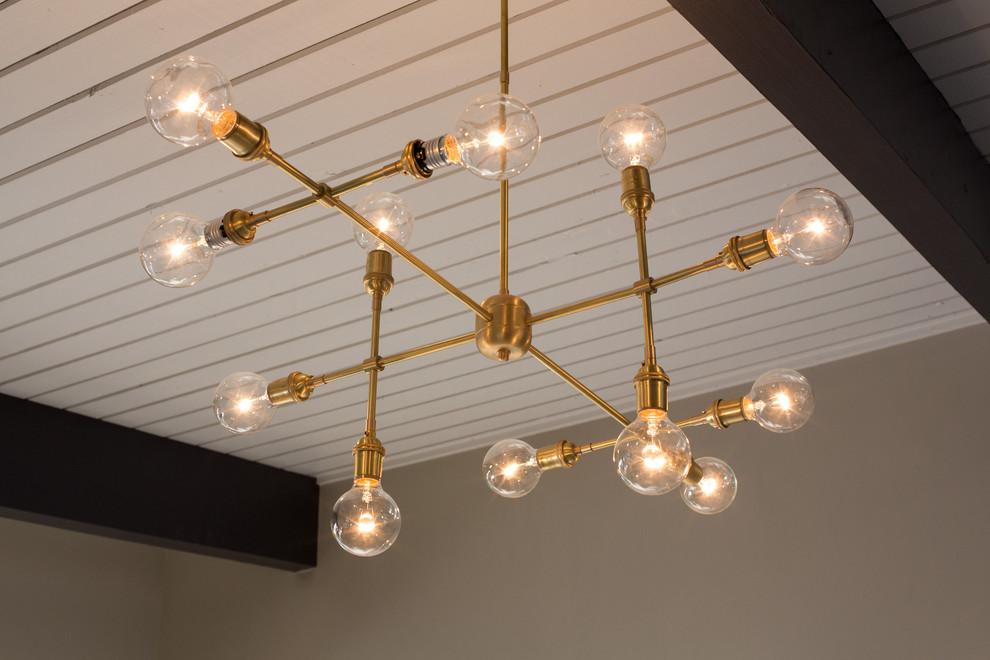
[528,345,630,426]
[675,397,748,429]
[719,229,777,272]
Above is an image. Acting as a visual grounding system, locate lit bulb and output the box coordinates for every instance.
[482,439,542,498]
[351,192,415,253]
[212,372,276,434]
[598,104,667,171]
[145,55,234,147]
[681,457,737,514]
[613,411,691,495]
[743,369,814,433]
[767,188,853,265]
[332,479,401,557]
[138,212,217,287]
[452,93,541,180]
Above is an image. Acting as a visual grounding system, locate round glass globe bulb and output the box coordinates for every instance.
[681,457,737,515]
[213,372,276,434]
[332,480,401,557]
[138,212,216,288]
[482,439,542,498]
[351,192,414,253]
[613,411,691,495]
[145,55,234,147]
[598,104,667,171]
[769,188,853,265]
[744,368,814,433]
[452,93,541,180]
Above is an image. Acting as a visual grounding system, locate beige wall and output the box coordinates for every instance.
[2,324,988,659]
[0,517,164,659]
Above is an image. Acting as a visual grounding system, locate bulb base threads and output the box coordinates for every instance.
[620,165,655,217]
[634,363,669,413]
[353,434,385,483]
[203,220,233,249]
[475,294,532,362]
[420,135,459,171]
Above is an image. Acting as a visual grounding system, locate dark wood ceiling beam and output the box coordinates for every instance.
[669,0,990,321]
[0,393,319,571]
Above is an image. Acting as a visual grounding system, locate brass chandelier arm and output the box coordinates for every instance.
[527,345,630,426]
[306,331,476,389]
[633,208,658,367]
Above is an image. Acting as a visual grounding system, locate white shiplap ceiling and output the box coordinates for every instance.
[0,0,985,484]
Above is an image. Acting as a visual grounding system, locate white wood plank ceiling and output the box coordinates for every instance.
[0,0,983,484]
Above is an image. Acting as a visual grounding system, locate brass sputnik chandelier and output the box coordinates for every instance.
[138,1,854,557]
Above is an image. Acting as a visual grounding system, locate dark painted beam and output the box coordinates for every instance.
[669,0,990,321]
[0,393,319,571]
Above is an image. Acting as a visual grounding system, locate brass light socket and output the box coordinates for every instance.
[364,250,394,297]
[634,363,669,413]
[353,434,385,483]
[213,110,272,161]
[620,165,655,217]
[221,209,257,246]
[535,440,581,471]
[683,460,704,486]
[267,371,315,406]
[475,294,532,362]
[399,140,434,180]
[720,229,776,271]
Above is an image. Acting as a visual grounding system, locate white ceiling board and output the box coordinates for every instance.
[0,0,982,484]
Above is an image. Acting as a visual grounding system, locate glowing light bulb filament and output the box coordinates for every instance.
[699,477,717,495]
[503,462,520,478]
[808,219,825,234]
[177,93,203,114]
[236,398,253,412]
[487,131,506,147]
[357,512,376,534]
[773,392,792,410]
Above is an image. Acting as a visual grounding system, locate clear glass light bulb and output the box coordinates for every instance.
[138,212,217,287]
[145,55,234,147]
[767,188,854,265]
[613,411,692,495]
[743,368,814,433]
[681,457,737,514]
[351,192,415,253]
[332,479,401,557]
[598,104,667,171]
[452,93,541,180]
[213,372,276,434]
[482,439,542,498]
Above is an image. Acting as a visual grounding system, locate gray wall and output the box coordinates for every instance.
[0,517,164,659]
[158,324,990,659]
[1,324,988,659]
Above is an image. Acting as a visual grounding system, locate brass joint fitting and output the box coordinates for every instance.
[475,294,532,362]
[683,460,704,486]
[221,209,257,246]
[535,440,581,471]
[634,277,657,295]
[634,363,669,414]
[213,111,272,161]
[399,140,433,180]
[709,397,747,428]
[364,250,394,297]
[620,165,655,217]
[361,357,384,373]
[353,434,385,483]
[720,229,776,272]
[266,371,315,406]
